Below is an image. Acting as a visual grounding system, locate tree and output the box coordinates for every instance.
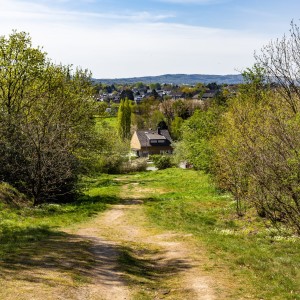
[0,31,98,205]
[120,89,134,101]
[150,83,161,90]
[170,116,184,140]
[213,65,300,231]
[174,106,223,172]
[255,20,300,113]
[117,98,132,140]
[172,99,190,119]
[136,82,146,89]
[94,119,130,174]
[206,82,219,90]
[150,89,160,100]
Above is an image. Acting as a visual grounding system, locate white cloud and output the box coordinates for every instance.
[0,0,173,23]
[156,0,229,5]
[0,0,271,78]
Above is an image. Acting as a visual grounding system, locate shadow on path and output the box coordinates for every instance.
[0,224,192,292]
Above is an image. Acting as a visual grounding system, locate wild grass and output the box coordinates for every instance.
[131,168,300,300]
[95,116,117,129]
[0,174,121,259]
[1,168,300,299]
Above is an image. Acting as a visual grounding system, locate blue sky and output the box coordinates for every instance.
[0,0,300,78]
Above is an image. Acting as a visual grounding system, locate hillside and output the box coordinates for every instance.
[94,73,243,85]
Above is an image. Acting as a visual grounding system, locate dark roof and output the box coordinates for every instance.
[201,90,218,99]
[136,129,172,147]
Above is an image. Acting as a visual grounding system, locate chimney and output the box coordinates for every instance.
[157,127,161,135]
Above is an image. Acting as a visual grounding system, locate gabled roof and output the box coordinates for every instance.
[136,129,172,147]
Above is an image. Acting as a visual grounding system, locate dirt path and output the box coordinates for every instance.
[0,181,227,300]
[70,184,218,300]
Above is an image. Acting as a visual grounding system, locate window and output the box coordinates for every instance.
[150,139,158,144]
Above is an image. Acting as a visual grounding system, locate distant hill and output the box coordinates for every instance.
[93,74,244,85]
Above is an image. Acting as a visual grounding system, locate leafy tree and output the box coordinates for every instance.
[170,116,184,140]
[158,120,168,130]
[150,89,160,100]
[174,106,223,172]
[150,83,161,90]
[172,99,190,119]
[132,97,161,129]
[213,64,300,231]
[0,31,98,205]
[136,82,146,89]
[94,119,130,174]
[117,98,132,140]
[206,82,219,90]
[120,89,134,101]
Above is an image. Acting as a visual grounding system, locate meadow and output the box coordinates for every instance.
[0,168,299,299]
[126,168,300,300]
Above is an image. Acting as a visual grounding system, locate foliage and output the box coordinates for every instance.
[120,89,134,101]
[150,155,173,170]
[149,89,161,100]
[94,118,130,174]
[180,83,206,98]
[117,98,132,140]
[159,99,203,127]
[132,98,162,130]
[170,116,184,140]
[149,83,161,90]
[0,31,98,205]
[213,66,300,232]
[119,158,148,173]
[174,106,223,172]
[0,182,31,208]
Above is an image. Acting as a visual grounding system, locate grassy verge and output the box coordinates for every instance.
[0,174,121,259]
[129,168,300,300]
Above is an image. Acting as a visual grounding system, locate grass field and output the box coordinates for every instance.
[127,168,300,300]
[0,168,299,299]
[95,116,117,129]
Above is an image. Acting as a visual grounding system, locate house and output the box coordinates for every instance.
[170,92,184,100]
[201,90,218,100]
[130,128,173,157]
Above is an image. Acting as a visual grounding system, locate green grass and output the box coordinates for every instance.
[0,174,122,259]
[0,174,123,295]
[1,168,300,299]
[129,168,300,300]
[95,116,117,130]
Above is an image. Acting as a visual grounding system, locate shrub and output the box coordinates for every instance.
[150,155,173,170]
[120,158,148,173]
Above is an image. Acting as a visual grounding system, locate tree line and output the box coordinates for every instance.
[3,24,300,234]
[175,22,300,234]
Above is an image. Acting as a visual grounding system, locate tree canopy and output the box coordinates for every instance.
[0,31,98,205]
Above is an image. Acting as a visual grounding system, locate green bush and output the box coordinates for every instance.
[120,158,148,173]
[150,155,173,170]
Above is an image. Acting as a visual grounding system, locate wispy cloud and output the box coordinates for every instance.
[156,0,229,5]
[0,0,173,23]
[0,0,271,78]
